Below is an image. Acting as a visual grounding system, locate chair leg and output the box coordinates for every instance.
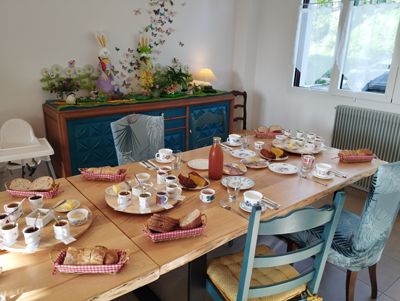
[45,160,57,179]
[346,270,358,301]
[368,264,378,299]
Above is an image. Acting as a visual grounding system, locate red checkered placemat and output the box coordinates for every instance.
[143,225,205,243]
[79,168,127,182]
[52,249,129,274]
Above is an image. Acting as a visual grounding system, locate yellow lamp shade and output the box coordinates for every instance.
[195,68,217,85]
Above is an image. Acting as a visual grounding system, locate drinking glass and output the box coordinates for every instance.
[226,179,241,202]
[301,154,315,174]
[172,150,182,170]
[241,135,250,149]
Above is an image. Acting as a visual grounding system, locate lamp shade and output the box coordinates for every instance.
[195,68,217,84]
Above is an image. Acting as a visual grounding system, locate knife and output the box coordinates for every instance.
[262,197,281,209]
[332,170,347,178]
[146,160,159,169]
[221,144,233,151]
[50,199,67,210]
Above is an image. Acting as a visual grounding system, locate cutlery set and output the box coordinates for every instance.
[139,160,159,170]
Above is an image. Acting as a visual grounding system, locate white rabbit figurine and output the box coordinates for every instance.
[95,33,114,94]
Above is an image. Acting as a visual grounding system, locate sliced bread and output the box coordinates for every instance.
[29,176,54,191]
[179,209,203,230]
[8,178,32,191]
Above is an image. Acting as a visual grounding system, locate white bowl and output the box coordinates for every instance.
[67,208,89,226]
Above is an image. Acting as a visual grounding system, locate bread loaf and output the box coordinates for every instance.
[148,214,179,233]
[30,176,54,191]
[179,209,203,230]
[63,246,116,265]
[104,250,119,264]
[8,178,31,191]
[63,247,79,264]
[101,167,120,175]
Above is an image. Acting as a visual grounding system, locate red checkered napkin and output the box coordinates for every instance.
[52,249,129,274]
[79,168,127,182]
[143,225,206,243]
[5,185,61,199]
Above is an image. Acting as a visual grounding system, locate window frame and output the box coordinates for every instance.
[293,0,400,104]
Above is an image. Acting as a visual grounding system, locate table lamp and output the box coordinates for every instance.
[193,68,217,92]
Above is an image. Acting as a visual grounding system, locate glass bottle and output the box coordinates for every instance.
[208,137,224,180]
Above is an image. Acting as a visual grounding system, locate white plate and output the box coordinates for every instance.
[240,158,269,169]
[224,141,242,147]
[221,176,255,190]
[155,156,175,164]
[268,163,299,175]
[187,159,209,170]
[312,170,335,180]
[230,149,257,159]
[239,201,267,213]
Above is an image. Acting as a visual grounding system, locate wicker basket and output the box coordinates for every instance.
[79,168,127,182]
[5,183,61,199]
[339,154,375,163]
[254,130,282,139]
[143,224,206,243]
[52,249,129,274]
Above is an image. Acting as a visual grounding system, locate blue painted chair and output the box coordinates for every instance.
[206,192,345,301]
[285,162,400,301]
[111,114,164,165]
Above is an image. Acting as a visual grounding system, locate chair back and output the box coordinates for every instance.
[190,109,227,149]
[352,162,400,258]
[237,192,345,300]
[110,114,164,165]
[231,90,247,131]
[0,119,39,149]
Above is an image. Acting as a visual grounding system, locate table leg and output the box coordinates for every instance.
[188,255,207,301]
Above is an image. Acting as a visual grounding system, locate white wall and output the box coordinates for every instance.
[246,0,400,144]
[0,0,235,137]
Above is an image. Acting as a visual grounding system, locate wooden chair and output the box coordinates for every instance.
[206,191,345,301]
[231,90,247,130]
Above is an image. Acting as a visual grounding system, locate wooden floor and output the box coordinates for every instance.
[1,167,399,301]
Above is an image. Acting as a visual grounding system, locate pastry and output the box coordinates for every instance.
[104,250,119,264]
[179,209,203,230]
[29,176,54,191]
[8,178,31,191]
[63,247,79,264]
[147,214,179,233]
[188,172,208,187]
[260,148,275,159]
[178,174,197,189]
[271,147,285,158]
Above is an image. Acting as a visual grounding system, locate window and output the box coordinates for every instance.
[294,0,400,102]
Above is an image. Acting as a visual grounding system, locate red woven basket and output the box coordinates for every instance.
[339,154,375,163]
[52,249,129,274]
[5,184,61,199]
[79,168,127,182]
[254,130,282,139]
[144,224,206,243]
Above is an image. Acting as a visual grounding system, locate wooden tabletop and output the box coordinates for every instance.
[67,136,383,275]
[0,179,159,301]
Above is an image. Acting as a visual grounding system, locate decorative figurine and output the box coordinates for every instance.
[95,33,114,94]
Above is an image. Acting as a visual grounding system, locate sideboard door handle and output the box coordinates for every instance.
[189,129,192,134]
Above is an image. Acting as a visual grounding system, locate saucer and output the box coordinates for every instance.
[155,156,175,164]
[268,163,298,175]
[225,141,242,147]
[239,201,267,213]
[187,159,209,170]
[230,149,257,159]
[312,170,334,180]
[221,176,255,190]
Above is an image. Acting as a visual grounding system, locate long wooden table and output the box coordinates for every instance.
[0,179,159,301]
[67,136,383,299]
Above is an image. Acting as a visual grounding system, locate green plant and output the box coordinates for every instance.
[40,63,97,100]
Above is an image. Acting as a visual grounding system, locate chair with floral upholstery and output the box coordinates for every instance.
[285,162,400,301]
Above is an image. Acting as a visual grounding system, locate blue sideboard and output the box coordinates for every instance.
[43,94,234,176]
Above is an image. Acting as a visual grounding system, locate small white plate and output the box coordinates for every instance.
[239,201,267,213]
[187,159,209,170]
[312,170,335,180]
[155,156,175,164]
[224,141,242,147]
[221,176,255,190]
[230,149,257,159]
[268,163,299,175]
[240,158,269,169]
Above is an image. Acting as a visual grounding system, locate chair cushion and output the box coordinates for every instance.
[207,245,306,301]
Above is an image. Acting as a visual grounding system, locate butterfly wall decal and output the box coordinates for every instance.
[133,8,141,15]
[115,47,120,52]
[178,41,184,47]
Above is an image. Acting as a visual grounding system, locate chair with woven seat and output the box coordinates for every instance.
[231,90,247,131]
[111,114,164,165]
[285,162,400,301]
[206,191,345,301]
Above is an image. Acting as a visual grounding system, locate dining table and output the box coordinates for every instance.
[66,134,384,300]
[0,178,159,301]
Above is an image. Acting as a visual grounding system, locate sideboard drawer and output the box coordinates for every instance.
[142,107,186,118]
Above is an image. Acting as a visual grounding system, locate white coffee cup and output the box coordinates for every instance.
[227,134,241,145]
[0,213,10,228]
[307,132,317,140]
[117,191,132,206]
[166,183,182,198]
[199,188,216,203]
[138,192,152,208]
[158,166,172,174]
[3,202,23,222]
[53,220,71,240]
[29,195,44,211]
[1,223,19,245]
[254,141,265,150]
[155,148,173,161]
[296,130,304,139]
[156,191,169,206]
[136,173,151,184]
[157,170,168,185]
[315,163,332,176]
[23,226,41,246]
[165,175,178,185]
[243,190,263,207]
[275,135,287,144]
